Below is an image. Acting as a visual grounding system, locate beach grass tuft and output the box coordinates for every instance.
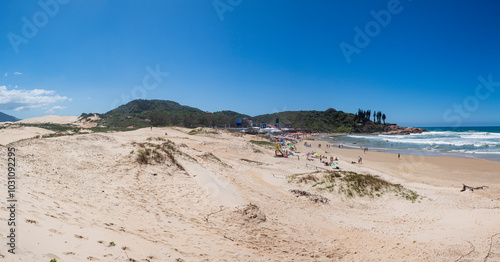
[249,140,274,148]
[188,127,220,135]
[290,170,420,202]
[147,137,166,141]
[134,140,187,170]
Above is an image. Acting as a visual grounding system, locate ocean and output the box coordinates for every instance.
[322,126,500,162]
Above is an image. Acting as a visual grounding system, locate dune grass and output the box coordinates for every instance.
[249,140,274,147]
[134,140,185,170]
[188,127,220,135]
[19,123,81,133]
[290,170,420,202]
[147,137,166,141]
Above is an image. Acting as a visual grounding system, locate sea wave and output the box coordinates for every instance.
[337,130,500,154]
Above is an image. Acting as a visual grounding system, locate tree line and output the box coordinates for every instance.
[147,111,238,128]
[356,109,386,124]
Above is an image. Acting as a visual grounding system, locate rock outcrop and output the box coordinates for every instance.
[382,125,428,135]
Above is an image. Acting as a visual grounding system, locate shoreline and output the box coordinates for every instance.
[314,133,500,163]
[297,138,500,197]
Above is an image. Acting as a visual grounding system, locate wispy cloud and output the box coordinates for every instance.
[14,72,22,75]
[46,105,66,113]
[0,86,69,111]
[4,73,7,77]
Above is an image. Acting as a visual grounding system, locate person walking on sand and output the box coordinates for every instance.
[398,153,401,160]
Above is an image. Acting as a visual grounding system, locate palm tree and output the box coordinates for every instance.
[382,113,386,125]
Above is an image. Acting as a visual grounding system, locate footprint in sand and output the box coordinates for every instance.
[49,229,63,235]
[87,256,100,261]
[74,234,88,240]
[26,219,38,225]
[63,252,76,255]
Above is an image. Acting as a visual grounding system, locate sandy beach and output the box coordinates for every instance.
[0,125,499,261]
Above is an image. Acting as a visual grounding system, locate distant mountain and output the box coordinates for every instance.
[0,112,20,122]
[84,99,398,132]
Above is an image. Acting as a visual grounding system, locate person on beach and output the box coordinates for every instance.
[364,148,367,154]
[325,156,334,166]
[398,153,401,160]
[358,156,361,163]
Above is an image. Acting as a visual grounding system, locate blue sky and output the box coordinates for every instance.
[1,0,499,127]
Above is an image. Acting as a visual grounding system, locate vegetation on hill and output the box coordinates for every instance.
[252,108,390,133]
[81,99,392,133]
[85,100,246,129]
[0,111,20,122]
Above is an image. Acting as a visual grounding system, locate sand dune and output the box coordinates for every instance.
[0,127,499,261]
[15,115,79,125]
[0,126,54,146]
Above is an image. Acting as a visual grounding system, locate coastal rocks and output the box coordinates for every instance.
[382,125,428,135]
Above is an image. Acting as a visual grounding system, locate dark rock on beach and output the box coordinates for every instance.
[381,125,428,135]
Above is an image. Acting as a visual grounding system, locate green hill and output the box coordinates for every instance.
[213,110,250,119]
[0,112,20,122]
[88,99,247,129]
[252,108,387,133]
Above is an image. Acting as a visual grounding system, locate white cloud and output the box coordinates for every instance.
[0,86,69,111]
[46,106,66,113]
[14,72,22,75]
[4,73,7,77]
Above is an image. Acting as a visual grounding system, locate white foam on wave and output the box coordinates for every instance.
[342,131,500,150]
